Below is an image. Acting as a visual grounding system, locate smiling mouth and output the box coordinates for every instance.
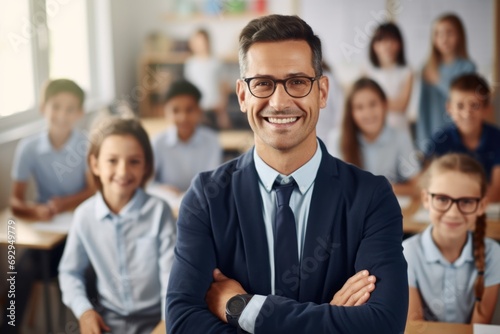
[265,117,298,124]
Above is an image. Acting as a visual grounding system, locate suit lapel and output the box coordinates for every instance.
[299,142,341,302]
[233,149,272,295]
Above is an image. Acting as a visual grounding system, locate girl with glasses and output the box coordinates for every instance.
[404,153,500,324]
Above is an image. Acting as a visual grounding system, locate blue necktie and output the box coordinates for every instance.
[273,179,299,299]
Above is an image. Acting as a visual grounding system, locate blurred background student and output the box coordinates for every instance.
[1,79,93,334]
[404,154,500,324]
[184,28,231,129]
[423,74,500,202]
[366,22,413,134]
[416,13,476,150]
[149,80,222,200]
[327,78,419,196]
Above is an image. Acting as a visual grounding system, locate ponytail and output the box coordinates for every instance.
[473,213,487,302]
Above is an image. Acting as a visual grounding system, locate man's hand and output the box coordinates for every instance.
[206,268,247,323]
[47,196,66,214]
[79,309,111,334]
[330,270,376,306]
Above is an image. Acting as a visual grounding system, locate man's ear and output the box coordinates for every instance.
[236,79,247,113]
[319,75,329,109]
[421,189,430,210]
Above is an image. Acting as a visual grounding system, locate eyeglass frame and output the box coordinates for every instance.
[427,192,482,214]
[242,75,321,99]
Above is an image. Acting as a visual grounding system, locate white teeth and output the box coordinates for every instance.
[268,117,297,124]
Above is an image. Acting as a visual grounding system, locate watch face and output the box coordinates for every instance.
[227,297,245,315]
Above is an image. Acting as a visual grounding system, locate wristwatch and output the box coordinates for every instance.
[226,294,253,328]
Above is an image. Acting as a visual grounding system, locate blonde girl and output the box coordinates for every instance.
[404,153,500,323]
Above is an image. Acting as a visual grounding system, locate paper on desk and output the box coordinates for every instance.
[146,184,183,212]
[411,207,431,224]
[32,212,74,233]
[397,196,411,210]
[486,203,500,219]
[473,323,500,334]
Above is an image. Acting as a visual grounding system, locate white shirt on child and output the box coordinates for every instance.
[11,130,88,203]
[403,226,500,323]
[152,126,222,192]
[184,57,223,111]
[58,189,176,320]
[366,65,412,131]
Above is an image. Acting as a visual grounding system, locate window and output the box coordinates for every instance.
[0,0,35,117]
[0,0,112,122]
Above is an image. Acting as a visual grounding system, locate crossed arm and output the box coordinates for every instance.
[206,268,377,324]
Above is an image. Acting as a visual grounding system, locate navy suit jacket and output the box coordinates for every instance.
[166,141,408,333]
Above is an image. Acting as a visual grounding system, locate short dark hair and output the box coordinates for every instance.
[41,79,85,107]
[450,73,490,106]
[163,80,202,104]
[369,23,406,67]
[238,14,323,77]
[87,117,154,190]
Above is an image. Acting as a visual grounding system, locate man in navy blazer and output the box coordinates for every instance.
[166,15,408,333]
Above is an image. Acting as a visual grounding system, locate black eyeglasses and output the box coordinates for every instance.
[428,192,481,214]
[243,76,320,98]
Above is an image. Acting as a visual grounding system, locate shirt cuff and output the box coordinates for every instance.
[238,295,267,333]
[71,296,94,319]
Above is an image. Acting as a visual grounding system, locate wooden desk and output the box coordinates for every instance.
[140,117,254,154]
[405,321,471,334]
[151,320,474,334]
[401,198,500,241]
[0,208,69,333]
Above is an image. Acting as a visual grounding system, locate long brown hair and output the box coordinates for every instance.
[426,13,469,73]
[421,153,487,302]
[340,78,387,168]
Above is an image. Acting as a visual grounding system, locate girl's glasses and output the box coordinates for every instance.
[428,192,481,214]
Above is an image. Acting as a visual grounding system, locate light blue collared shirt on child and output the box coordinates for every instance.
[11,129,89,203]
[239,142,322,333]
[58,188,176,320]
[152,126,222,192]
[403,225,500,323]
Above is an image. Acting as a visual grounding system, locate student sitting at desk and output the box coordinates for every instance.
[423,73,500,202]
[150,80,222,196]
[1,79,93,334]
[327,77,420,196]
[59,117,176,334]
[404,153,500,324]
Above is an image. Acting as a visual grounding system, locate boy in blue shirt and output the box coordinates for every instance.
[151,80,222,196]
[1,79,93,334]
[424,73,500,202]
[10,78,94,219]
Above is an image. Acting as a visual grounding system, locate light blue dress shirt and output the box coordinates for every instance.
[58,188,176,320]
[11,130,89,203]
[152,126,222,192]
[239,143,322,333]
[403,226,500,323]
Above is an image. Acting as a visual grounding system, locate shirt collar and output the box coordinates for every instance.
[37,130,79,154]
[421,225,474,266]
[165,126,202,147]
[94,188,148,222]
[253,140,322,194]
